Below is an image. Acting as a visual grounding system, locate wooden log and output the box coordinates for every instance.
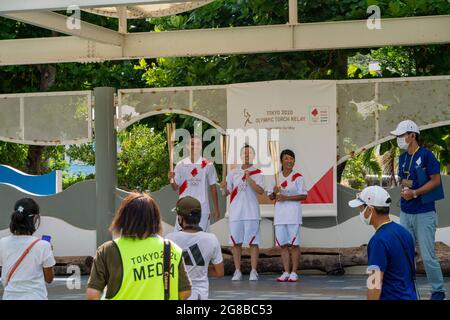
[223,254,351,275]
[54,256,93,276]
[416,242,450,276]
[222,245,367,257]
[222,242,450,276]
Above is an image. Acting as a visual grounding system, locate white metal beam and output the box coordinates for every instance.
[0,15,448,66]
[1,11,124,46]
[0,0,193,13]
[120,15,450,56]
[289,0,298,25]
[116,6,128,33]
[0,37,123,65]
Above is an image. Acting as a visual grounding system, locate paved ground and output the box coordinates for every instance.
[1,274,449,300]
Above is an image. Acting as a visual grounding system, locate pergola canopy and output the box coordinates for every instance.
[83,1,214,18]
[0,1,210,13]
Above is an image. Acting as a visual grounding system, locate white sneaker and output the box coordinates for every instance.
[232,270,242,281]
[249,270,259,281]
[288,272,298,282]
[276,272,290,282]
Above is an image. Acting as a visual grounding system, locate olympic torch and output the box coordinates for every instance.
[166,122,176,183]
[268,139,280,195]
[220,134,229,196]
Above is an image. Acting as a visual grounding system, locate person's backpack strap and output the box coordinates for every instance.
[5,239,40,287]
[163,239,171,300]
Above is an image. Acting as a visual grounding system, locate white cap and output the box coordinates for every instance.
[348,186,392,208]
[390,120,420,136]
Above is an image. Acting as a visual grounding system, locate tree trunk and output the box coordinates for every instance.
[39,64,56,91]
[25,63,56,174]
[337,161,346,183]
[381,146,397,187]
[335,50,350,79]
[26,145,45,175]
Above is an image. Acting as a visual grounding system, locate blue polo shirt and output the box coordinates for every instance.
[367,221,417,300]
[398,147,441,214]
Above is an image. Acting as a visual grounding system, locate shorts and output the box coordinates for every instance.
[275,224,301,246]
[188,289,208,300]
[229,220,260,246]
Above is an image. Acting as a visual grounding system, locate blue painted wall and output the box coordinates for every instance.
[0,164,57,195]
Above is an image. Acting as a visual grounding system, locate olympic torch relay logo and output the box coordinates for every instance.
[309,106,329,124]
[243,108,253,127]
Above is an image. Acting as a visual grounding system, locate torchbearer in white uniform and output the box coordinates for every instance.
[268,149,308,282]
[169,135,220,232]
[220,144,265,281]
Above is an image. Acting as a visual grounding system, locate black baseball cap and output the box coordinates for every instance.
[174,196,202,217]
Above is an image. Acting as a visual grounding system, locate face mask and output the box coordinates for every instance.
[397,137,409,150]
[359,206,372,226]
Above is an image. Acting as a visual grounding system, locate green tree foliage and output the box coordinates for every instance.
[43,146,68,172]
[66,143,95,166]
[342,146,384,189]
[421,126,450,173]
[348,45,450,78]
[117,124,169,192]
[0,142,66,173]
[342,153,370,190]
[0,142,28,171]
[62,172,95,189]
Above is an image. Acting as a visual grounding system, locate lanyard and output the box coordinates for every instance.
[376,220,392,232]
[405,146,420,180]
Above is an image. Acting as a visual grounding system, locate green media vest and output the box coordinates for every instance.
[108,236,182,300]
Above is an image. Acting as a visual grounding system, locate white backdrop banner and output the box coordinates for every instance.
[226,80,337,217]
